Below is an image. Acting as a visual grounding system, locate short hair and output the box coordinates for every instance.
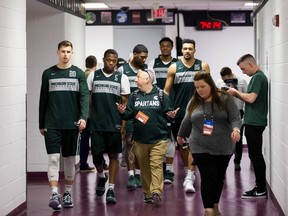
[237,54,256,65]
[85,55,97,68]
[159,37,173,47]
[58,40,73,50]
[117,58,127,68]
[182,39,196,48]
[220,67,232,77]
[104,49,118,58]
[133,44,148,54]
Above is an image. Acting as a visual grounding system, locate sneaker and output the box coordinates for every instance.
[96,176,108,196]
[106,188,116,204]
[242,187,267,199]
[164,170,174,184]
[49,193,62,210]
[144,195,153,203]
[80,165,95,172]
[183,175,196,193]
[152,193,162,207]
[126,175,137,190]
[62,191,74,208]
[135,174,142,188]
[120,159,127,167]
[234,163,241,171]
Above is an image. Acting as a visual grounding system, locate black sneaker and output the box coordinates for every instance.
[49,193,62,210]
[164,170,175,184]
[152,193,162,207]
[126,175,137,190]
[62,191,74,208]
[242,187,267,199]
[80,165,95,172]
[144,195,153,203]
[96,176,108,196]
[106,188,117,204]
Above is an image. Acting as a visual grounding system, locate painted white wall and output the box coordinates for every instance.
[26,0,86,172]
[0,0,26,215]
[2,0,286,214]
[256,0,288,214]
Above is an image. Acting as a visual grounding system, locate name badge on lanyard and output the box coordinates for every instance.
[203,119,214,136]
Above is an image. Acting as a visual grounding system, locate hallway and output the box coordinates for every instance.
[14,149,283,216]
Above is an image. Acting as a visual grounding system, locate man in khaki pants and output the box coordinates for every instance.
[116,69,179,206]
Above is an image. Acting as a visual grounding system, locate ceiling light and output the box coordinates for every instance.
[244,2,259,7]
[84,3,109,9]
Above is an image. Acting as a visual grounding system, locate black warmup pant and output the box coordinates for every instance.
[193,153,232,208]
[234,110,245,164]
[244,124,266,190]
[80,119,91,169]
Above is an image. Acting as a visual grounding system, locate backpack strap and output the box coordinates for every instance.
[158,89,164,105]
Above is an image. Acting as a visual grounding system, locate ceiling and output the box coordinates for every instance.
[84,0,261,11]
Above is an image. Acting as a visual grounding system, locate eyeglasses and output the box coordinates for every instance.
[143,69,151,79]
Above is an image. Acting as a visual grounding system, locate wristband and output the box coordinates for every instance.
[233,129,240,133]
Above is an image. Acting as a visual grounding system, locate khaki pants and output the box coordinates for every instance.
[134,140,168,196]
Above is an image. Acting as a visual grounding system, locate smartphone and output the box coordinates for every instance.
[221,86,229,91]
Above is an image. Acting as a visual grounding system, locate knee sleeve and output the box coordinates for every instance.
[93,154,103,167]
[166,141,176,158]
[48,153,60,182]
[63,156,76,181]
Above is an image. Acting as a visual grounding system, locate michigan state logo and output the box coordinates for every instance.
[69,70,76,77]
[114,74,119,81]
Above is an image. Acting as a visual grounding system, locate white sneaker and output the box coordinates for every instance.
[183,174,195,193]
[183,173,195,187]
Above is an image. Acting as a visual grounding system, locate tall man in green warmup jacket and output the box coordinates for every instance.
[148,37,178,184]
[39,40,89,210]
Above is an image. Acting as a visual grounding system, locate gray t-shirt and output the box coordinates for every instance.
[178,94,241,155]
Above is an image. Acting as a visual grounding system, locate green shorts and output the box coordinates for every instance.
[91,131,122,155]
[44,129,80,157]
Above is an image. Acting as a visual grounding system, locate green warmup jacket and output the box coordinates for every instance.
[121,85,173,144]
[39,65,89,129]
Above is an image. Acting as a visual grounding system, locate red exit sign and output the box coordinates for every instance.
[151,7,167,19]
[197,20,223,30]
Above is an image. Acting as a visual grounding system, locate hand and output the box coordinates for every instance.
[39,129,45,136]
[116,102,126,114]
[77,119,86,132]
[226,88,238,96]
[176,136,185,145]
[166,107,180,119]
[231,130,240,143]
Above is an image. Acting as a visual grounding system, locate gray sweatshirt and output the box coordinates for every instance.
[178,94,241,155]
